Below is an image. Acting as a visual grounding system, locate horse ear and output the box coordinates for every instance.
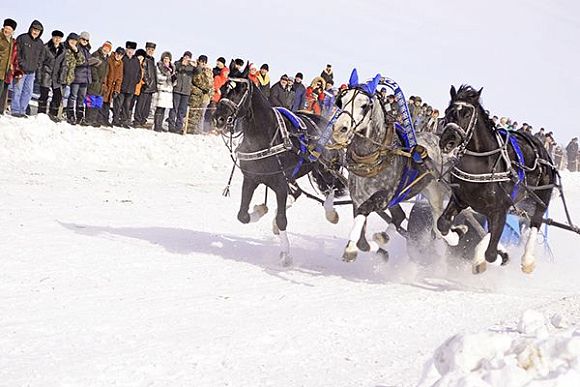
[450,85,457,100]
[241,60,250,78]
[348,68,359,88]
[229,59,235,73]
[367,74,381,95]
[477,87,483,98]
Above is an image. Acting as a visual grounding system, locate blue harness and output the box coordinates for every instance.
[497,129,526,200]
[274,107,310,178]
[387,123,420,208]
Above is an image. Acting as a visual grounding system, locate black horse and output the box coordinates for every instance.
[438,85,557,274]
[212,66,345,266]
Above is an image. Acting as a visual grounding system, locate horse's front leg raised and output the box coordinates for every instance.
[324,190,339,224]
[238,178,261,224]
[436,196,465,246]
[473,211,509,274]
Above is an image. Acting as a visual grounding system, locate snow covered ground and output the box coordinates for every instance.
[1,115,579,386]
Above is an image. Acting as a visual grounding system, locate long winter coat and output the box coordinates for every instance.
[0,28,16,82]
[269,81,293,109]
[566,141,579,159]
[15,20,45,74]
[87,48,108,96]
[73,43,92,84]
[291,82,306,111]
[153,61,174,109]
[211,66,229,103]
[37,40,64,88]
[102,55,123,103]
[173,60,195,96]
[120,55,141,94]
[142,55,157,94]
[191,65,213,103]
[52,42,85,87]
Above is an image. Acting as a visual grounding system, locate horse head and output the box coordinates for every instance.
[213,62,252,133]
[440,85,484,154]
[331,69,382,147]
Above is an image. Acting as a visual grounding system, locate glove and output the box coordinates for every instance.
[112,91,119,99]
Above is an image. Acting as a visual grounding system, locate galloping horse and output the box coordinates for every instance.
[331,70,450,262]
[212,65,346,266]
[438,85,557,274]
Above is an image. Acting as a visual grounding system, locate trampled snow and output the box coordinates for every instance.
[1,115,580,386]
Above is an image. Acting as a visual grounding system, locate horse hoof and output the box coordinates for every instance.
[342,246,358,262]
[452,224,468,235]
[521,262,536,274]
[373,232,390,246]
[325,209,339,224]
[280,252,292,267]
[473,261,487,275]
[377,248,389,262]
[443,231,460,246]
[253,204,268,216]
[238,212,250,224]
[272,220,280,235]
[499,250,510,266]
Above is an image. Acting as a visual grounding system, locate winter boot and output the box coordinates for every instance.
[154,109,165,132]
[77,106,89,126]
[66,107,77,125]
[37,100,48,115]
[48,106,61,123]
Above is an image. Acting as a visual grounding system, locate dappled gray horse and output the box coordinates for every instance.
[331,71,455,262]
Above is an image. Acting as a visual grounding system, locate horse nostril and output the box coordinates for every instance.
[340,127,348,133]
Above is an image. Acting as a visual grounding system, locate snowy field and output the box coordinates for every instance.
[1,115,580,386]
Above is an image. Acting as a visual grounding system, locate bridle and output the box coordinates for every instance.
[218,77,251,133]
[442,101,479,155]
[334,88,375,146]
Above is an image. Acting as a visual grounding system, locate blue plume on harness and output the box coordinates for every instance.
[497,129,526,200]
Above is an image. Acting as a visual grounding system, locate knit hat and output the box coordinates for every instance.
[260,63,269,71]
[234,58,244,66]
[198,54,208,63]
[115,46,125,55]
[161,51,172,61]
[145,42,156,49]
[102,41,113,51]
[281,74,289,81]
[125,41,137,49]
[51,30,64,38]
[3,18,17,30]
[217,57,226,65]
[135,49,147,58]
[79,31,90,41]
[183,51,192,58]
[67,32,80,41]
[295,72,303,80]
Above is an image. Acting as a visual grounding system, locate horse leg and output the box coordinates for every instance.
[237,178,260,224]
[521,209,545,274]
[324,190,339,224]
[437,196,464,246]
[273,183,292,266]
[344,213,367,262]
[473,211,508,274]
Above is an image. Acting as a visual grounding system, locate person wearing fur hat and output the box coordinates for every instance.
[67,31,93,125]
[11,20,45,117]
[133,42,157,128]
[113,41,141,128]
[152,51,174,132]
[0,18,17,115]
[85,41,111,127]
[305,76,325,115]
[291,72,306,112]
[167,51,194,133]
[247,63,259,86]
[257,63,270,99]
[101,46,124,127]
[37,30,64,115]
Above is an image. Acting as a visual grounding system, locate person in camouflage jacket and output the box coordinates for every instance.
[187,55,213,134]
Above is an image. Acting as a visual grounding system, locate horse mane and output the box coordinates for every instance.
[453,85,496,129]
[369,94,394,144]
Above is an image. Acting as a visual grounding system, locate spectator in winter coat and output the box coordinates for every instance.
[544,132,555,155]
[305,77,325,115]
[11,20,45,117]
[248,63,259,86]
[321,80,337,119]
[114,41,140,128]
[133,42,157,128]
[153,51,174,132]
[291,72,306,112]
[230,58,245,78]
[0,18,17,115]
[37,30,63,115]
[211,57,229,105]
[188,55,214,134]
[535,128,546,143]
[51,33,84,120]
[320,64,333,85]
[269,74,292,109]
[85,41,111,127]
[257,63,270,99]
[566,138,578,172]
[168,51,194,133]
[68,31,93,125]
[101,46,124,127]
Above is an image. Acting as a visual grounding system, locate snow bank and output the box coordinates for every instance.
[420,309,580,386]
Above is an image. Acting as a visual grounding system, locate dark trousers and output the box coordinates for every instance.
[168,93,189,131]
[134,92,153,125]
[39,86,63,115]
[112,92,134,125]
[0,82,9,114]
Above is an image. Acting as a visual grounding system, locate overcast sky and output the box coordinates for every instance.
[3,0,579,143]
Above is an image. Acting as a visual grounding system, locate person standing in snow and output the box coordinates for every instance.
[52,33,84,122]
[269,74,292,109]
[101,46,124,127]
[566,137,578,172]
[85,41,111,127]
[291,72,306,112]
[133,42,157,128]
[168,51,194,133]
[152,51,174,132]
[11,19,45,117]
[187,54,213,134]
[68,31,93,125]
[114,41,140,128]
[37,29,63,115]
[320,64,333,85]
[0,18,18,115]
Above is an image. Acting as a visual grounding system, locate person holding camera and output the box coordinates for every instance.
[168,51,194,133]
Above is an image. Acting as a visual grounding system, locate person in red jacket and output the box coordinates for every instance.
[305,76,325,115]
[211,57,229,104]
